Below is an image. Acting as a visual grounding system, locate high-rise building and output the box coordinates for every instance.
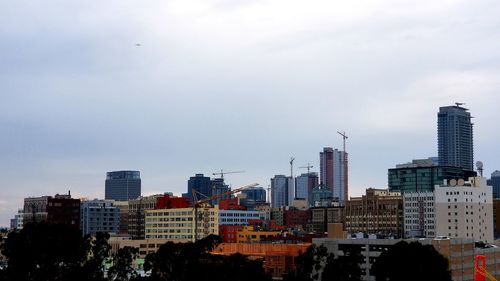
[186,174,212,201]
[211,178,231,205]
[295,172,318,205]
[438,105,474,170]
[488,170,500,199]
[240,186,267,210]
[271,175,290,208]
[105,170,141,201]
[320,147,348,204]
[80,199,120,236]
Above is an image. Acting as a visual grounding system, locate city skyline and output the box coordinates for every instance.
[2,0,500,227]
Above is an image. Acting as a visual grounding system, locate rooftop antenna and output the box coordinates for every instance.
[476,161,484,177]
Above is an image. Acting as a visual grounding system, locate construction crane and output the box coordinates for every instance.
[299,163,314,174]
[290,157,295,177]
[212,169,245,180]
[476,255,497,281]
[192,182,258,241]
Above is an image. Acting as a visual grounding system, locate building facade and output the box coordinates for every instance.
[186,174,212,201]
[80,199,120,235]
[128,194,162,239]
[105,170,141,201]
[438,105,474,170]
[388,164,476,193]
[403,191,436,238]
[320,147,348,204]
[218,209,267,225]
[311,206,345,234]
[271,175,291,208]
[145,206,219,241]
[345,189,403,238]
[488,170,500,199]
[240,186,267,210]
[295,172,318,205]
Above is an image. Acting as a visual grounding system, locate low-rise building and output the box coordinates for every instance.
[80,199,120,235]
[23,192,80,229]
[128,194,162,239]
[145,206,218,241]
[212,243,311,279]
[345,188,403,238]
[311,206,344,234]
[236,226,280,243]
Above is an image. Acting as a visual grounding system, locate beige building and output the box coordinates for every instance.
[145,206,218,241]
[128,194,162,239]
[345,188,403,237]
[108,236,185,258]
[434,177,493,242]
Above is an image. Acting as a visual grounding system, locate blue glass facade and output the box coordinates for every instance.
[187,174,212,201]
[240,186,266,210]
[488,171,500,199]
[438,105,474,170]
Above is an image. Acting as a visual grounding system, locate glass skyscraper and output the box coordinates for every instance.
[105,170,141,201]
[438,105,474,170]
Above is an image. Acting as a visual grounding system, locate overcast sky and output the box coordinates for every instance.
[1,0,500,226]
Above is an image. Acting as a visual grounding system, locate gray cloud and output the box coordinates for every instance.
[1,0,500,225]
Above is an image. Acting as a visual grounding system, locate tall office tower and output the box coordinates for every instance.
[320,147,348,204]
[187,174,212,201]
[240,186,267,210]
[320,147,334,190]
[211,178,231,205]
[105,171,141,201]
[488,171,500,199]
[438,105,474,170]
[295,172,319,205]
[271,175,290,208]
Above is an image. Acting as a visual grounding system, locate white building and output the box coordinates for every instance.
[218,209,267,225]
[403,177,493,243]
[403,192,435,238]
[80,199,120,236]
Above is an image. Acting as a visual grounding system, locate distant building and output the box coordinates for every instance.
[438,105,474,170]
[156,194,190,210]
[493,199,500,239]
[10,209,23,230]
[311,206,344,234]
[47,193,80,229]
[320,147,348,204]
[404,177,493,242]
[186,174,211,201]
[284,208,311,231]
[388,161,476,193]
[345,188,403,238]
[488,170,500,199]
[236,226,280,243]
[210,178,231,205]
[271,175,291,208]
[113,200,129,235]
[145,206,218,241]
[128,194,162,239]
[240,186,267,210]
[311,184,334,207]
[80,199,120,235]
[295,172,318,205]
[218,209,266,226]
[23,192,80,229]
[105,170,141,201]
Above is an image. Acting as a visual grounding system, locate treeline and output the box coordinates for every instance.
[0,222,452,281]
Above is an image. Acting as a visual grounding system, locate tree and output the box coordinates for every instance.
[108,246,139,281]
[371,241,452,281]
[0,222,111,281]
[321,247,363,281]
[284,244,332,281]
[143,235,271,281]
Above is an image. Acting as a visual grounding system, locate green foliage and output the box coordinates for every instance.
[321,247,363,281]
[371,241,452,281]
[108,246,139,281]
[0,222,111,281]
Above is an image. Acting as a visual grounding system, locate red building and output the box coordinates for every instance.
[219,197,246,210]
[156,194,190,209]
[47,193,80,229]
[284,208,311,230]
[219,225,244,243]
